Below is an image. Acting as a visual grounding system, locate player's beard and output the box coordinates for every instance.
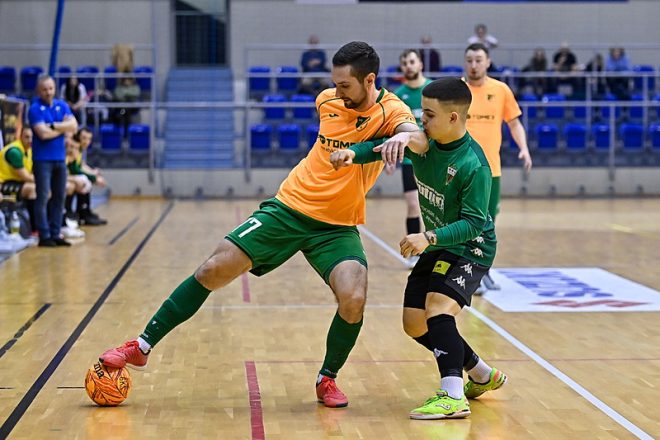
[467,69,487,82]
[404,71,420,81]
[342,87,367,109]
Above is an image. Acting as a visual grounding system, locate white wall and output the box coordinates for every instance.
[230,0,660,76]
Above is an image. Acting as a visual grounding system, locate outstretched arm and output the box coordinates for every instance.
[508,118,532,174]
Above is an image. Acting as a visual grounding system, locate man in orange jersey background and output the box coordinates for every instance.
[99,41,424,409]
[464,43,533,294]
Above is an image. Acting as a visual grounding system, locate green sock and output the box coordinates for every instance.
[319,312,363,378]
[140,275,211,347]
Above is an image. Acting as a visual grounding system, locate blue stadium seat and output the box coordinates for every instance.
[650,124,660,149]
[592,123,611,149]
[0,66,16,93]
[291,94,315,120]
[564,123,587,150]
[600,93,621,119]
[248,66,271,96]
[632,65,655,92]
[628,94,644,119]
[128,124,150,150]
[20,66,43,92]
[263,94,287,120]
[519,93,538,120]
[104,65,118,91]
[76,65,99,91]
[386,65,402,88]
[278,124,301,150]
[535,123,559,149]
[100,124,122,150]
[276,66,299,94]
[541,93,566,119]
[250,124,272,150]
[134,66,153,93]
[619,123,644,150]
[306,124,319,149]
[56,66,71,89]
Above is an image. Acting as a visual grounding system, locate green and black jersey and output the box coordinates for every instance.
[405,132,496,266]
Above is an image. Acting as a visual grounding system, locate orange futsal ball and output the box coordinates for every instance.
[85,362,132,406]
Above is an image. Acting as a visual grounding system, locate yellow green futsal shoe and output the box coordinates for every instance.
[464,367,507,399]
[409,390,471,420]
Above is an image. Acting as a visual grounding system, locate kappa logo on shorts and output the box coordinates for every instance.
[452,276,466,289]
[461,263,473,276]
[433,261,451,275]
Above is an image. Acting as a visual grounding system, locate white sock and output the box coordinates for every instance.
[441,376,464,399]
[137,336,152,354]
[466,358,492,384]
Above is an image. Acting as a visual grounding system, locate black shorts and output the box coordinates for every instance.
[1,181,25,201]
[404,250,490,309]
[401,162,418,193]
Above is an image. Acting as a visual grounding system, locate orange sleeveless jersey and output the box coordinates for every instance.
[276,88,415,226]
[465,76,522,177]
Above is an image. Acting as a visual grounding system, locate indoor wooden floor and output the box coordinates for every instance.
[0,197,659,440]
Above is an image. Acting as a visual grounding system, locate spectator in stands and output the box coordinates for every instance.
[522,48,548,97]
[552,42,578,95]
[418,35,441,74]
[60,75,88,124]
[71,127,107,226]
[552,42,578,72]
[29,75,78,246]
[299,35,330,95]
[113,76,141,137]
[585,53,607,99]
[605,47,631,100]
[0,127,37,233]
[467,24,499,50]
[112,43,134,73]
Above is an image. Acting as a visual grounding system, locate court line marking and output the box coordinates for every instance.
[108,216,139,246]
[360,225,653,440]
[610,223,660,240]
[0,303,51,360]
[0,202,173,439]
[245,361,265,440]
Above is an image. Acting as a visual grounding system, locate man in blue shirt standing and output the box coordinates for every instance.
[29,75,78,247]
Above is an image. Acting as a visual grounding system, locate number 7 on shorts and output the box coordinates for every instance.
[236,217,263,238]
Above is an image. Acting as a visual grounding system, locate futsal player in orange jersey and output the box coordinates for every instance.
[464,43,533,293]
[100,41,424,408]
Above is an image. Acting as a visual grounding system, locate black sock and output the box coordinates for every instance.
[406,217,421,235]
[25,199,36,232]
[78,192,90,216]
[427,314,464,377]
[65,195,74,218]
[414,332,479,370]
[462,336,479,370]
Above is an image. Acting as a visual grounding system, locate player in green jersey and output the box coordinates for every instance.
[330,77,507,420]
[393,49,433,269]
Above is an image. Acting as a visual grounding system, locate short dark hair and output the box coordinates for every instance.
[73,126,93,142]
[465,43,489,57]
[332,41,380,82]
[399,49,421,61]
[422,78,472,118]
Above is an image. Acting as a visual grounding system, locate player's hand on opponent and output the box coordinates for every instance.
[373,132,411,167]
[329,149,356,170]
[399,233,429,258]
[384,162,396,175]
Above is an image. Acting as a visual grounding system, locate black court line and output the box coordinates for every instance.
[0,202,173,439]
[0,304,51,360]
[107,216,139,246]
[56,386,84,389]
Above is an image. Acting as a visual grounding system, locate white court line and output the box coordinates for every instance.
[359,225,653,440]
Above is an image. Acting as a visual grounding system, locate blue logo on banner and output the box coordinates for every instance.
[498,270,614,298]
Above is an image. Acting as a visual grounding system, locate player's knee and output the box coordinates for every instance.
[337,290,366,322]
[402,311,426,338]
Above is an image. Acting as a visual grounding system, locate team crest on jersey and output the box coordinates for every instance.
[487,94,494,101]
[355,116,371,131]
[446,165,457,185]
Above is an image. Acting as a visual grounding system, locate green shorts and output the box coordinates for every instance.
[225,198,367,284]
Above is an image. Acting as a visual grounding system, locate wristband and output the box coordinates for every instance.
[49,122,55,130]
